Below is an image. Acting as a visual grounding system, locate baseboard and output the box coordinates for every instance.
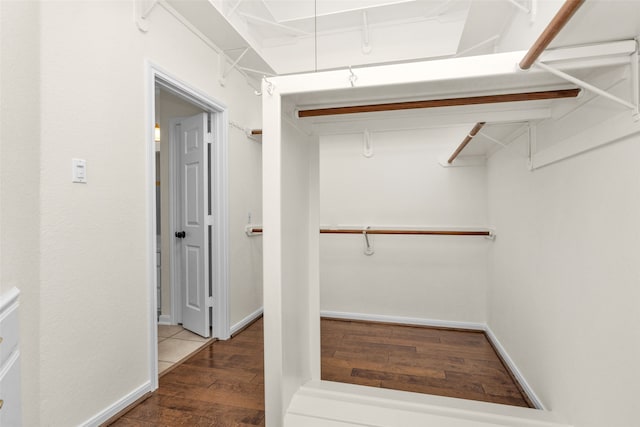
[157,314,172,325]
[483,328,545,410]
[82,381,152,427]
[230,306,263,336]
[320,310,543,410]
[320,310,485,331]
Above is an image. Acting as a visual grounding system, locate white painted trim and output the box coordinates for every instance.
[320,310,485,331]
[211,107,231,340]
[153,64,231,339]
[157,314,172,325]
[0,349,19,379]
[230,306,264,336]
[147,62,231,394]
[169,117,181,326]
[286,381,569,427]
[319,310,544,409]
[80,381,152,427]
[167,118,182,325]
[146,62,160,391]
[484,328,545,410]
[0,287,20,313]
[262,83,285,427]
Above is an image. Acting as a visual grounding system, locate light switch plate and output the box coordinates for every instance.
[72,159,87,183]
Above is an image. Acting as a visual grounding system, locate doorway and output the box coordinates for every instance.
[148,66,230,387]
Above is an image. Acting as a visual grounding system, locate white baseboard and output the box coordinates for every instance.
[287,381,568,427]
[320,310,485,331]
[157,314,172,325]
[320,310,543,410]
[230,306,263,336]
[484,328,545,410]
[80,381,152,427]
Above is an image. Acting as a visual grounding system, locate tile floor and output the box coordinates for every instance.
[157,324,213,374]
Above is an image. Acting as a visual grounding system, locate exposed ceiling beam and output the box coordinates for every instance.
[297,88,580,118]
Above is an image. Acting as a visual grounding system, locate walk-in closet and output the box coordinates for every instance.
[259,2,640,426]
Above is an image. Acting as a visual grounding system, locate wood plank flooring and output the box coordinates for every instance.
[321,319,532,408]
[110,319,265,426]
[110,317,531,426]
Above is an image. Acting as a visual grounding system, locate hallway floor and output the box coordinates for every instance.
[112,317,531,426]
[157,324,214,374]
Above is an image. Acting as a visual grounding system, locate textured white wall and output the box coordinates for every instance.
[487,123,640,426]
[0,1,41,426]
[228,110,263,328]
[319,127,489,323]
[1,1,265,425]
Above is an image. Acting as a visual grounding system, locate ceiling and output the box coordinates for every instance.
[165,1,640,77]
[167,0,521,75]
[163,0,640,158]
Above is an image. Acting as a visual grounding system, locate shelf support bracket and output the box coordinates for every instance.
[363,227,374,256]
[135,0,159,33]
[631,40,639,120]
[227,0,244,17]
[506,0,537,23]
[362,11,372,54]
[535,60,637,114]
[363,129,373,158]
[477,131,509,148]
[219,47,250,86]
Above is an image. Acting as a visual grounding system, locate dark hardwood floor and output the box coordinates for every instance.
[321,319,532,408]
[111,317,531,426]
[110,319,265,426]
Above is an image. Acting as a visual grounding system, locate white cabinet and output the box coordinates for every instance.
[0,353,21,427]
[0,288,21,427]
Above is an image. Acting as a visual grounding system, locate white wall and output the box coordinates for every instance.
[229,112,263,328]
[319,127,489,323]
[0,1,41,426]
[487,118,640,426]
[0,1,264,425]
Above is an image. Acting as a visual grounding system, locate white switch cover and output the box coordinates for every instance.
[72,159,87,183]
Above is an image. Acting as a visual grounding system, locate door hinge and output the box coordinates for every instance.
[206,215,213,226]
[205,133,214,144]
[207,296,214,307]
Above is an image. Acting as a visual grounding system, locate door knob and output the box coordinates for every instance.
[175,231,186,238]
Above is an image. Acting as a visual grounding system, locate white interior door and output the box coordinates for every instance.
[176,112,211,338]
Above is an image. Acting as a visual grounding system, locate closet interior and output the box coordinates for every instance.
[258,4,640,424]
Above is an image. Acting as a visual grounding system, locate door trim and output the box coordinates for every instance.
[169,116,181,326]
[147,62,230,389]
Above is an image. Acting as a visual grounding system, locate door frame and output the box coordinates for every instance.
[147,62,230,387]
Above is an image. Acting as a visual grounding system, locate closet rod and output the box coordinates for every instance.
[519,0,586,70]
[297,89,581,117]
[247,228,490,236]
[447,122,486,164]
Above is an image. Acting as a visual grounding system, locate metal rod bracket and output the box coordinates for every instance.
[363,227,374,256]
